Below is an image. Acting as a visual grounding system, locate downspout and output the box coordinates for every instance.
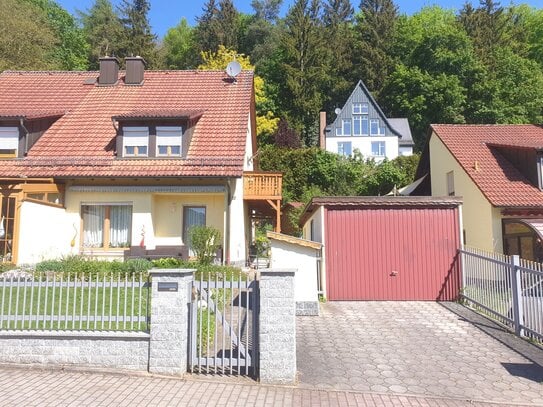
[20,118,29,155]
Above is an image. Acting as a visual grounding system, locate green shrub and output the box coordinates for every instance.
[188,225,221,265]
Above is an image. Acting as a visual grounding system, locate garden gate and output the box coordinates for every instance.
[188,273,258,376]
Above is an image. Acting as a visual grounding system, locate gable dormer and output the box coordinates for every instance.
[490,144,542,189]
[112,110,203,159]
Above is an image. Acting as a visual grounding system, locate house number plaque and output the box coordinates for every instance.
[157,282,178,292]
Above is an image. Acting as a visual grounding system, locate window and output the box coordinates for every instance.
[335,127,342,136]
[370,119,380,135]
[123,127,148,157]
[447,171,455,196]
[362,116,369,135]
[342,119,351,136]
[353,116,361,135]
[371,141,385,156]
[156,126,182,157]
[183,206,206,245]
[337,141,352,157]
[0,127,19,158]
[82,204,132,249]
[352,103,369,114]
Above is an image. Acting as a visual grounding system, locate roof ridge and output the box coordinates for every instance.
[1,70,99,74]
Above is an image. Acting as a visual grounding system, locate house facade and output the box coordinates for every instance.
[414,124,543,261]
[321,80,414,161]
[0,57,281,265]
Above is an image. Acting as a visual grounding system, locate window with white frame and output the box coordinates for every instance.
[370,119,380,135]
[82,204,132,249]
[353,116,361,135]
[0,127,19,158]
[337,141,352,156]
[447,171,455,196]
[123,127,148,157]
[342,119,351,136]
[156,126,182,157]
[352,103,369,114]
[371,141,385,156]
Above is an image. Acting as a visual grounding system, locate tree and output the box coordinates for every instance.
[198,46,279,144]
[26,0,89,70]
[275,0,330,146]
[80,0,125,69]
[217,0,239,50]
[274,118,302,148]
[118,0,157,66]
[161,18,197,69]
[322,0,355,113]
[381,64,466,149]
[353,0,399,95]
[0,0,58,70]
[251,0,283,21]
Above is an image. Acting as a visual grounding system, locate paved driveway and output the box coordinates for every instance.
[297,302,543,405]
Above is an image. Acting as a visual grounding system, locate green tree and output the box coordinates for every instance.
[353,0,399,95]
[251,0,283,21]
[322,0,355,113]
[161,18,197,69]
[26,0,89,70]
[217,0,240,50]
[381,64,466,149]
[0,0,58,70]
[118,0,157,66]
[80,0,124,69]
[275,0,330,146]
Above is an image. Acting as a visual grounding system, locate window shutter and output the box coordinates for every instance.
[0,127,19,150]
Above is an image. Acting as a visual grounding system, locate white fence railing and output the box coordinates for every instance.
[0,271,150,332]
[461,247,543,343]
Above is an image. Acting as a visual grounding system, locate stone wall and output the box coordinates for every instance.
[0,331,149,371]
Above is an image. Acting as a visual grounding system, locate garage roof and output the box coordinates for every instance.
[299,196,462,227]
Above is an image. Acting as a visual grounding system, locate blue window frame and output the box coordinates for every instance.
[371,141,385,156]
[342,119,351,136]
[338,141,352,156]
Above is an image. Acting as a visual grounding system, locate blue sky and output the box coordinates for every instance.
[58,0,543,38]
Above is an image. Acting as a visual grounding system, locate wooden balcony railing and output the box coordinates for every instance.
[243,172,282,200]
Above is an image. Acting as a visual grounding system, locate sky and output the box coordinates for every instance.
[58,0,543,38]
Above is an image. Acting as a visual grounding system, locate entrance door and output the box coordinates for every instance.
[0,195,16,262]
[183,206,206,255]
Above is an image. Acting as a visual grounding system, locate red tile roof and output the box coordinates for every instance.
[431,124,543,208]
[0,70,254,178]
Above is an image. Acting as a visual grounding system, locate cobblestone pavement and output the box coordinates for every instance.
[297,302,543,405]
[0,365,532,406]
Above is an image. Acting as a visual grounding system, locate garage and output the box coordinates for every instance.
[300,197,462,301]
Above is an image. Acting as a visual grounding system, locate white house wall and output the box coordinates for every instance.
[17,202,75,264]
[229,178,246,265]
[330,135,399,162]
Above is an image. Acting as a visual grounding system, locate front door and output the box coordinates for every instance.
[183,206,206,256]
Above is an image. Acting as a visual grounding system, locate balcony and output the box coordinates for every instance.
[243,172,282,200]
[243,172,283,233]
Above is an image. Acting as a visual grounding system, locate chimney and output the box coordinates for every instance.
[125,56,146,85]
[319,111,327,149]
[98,56,119,86]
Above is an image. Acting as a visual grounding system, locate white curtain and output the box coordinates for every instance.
[83,206,104,247]
[109,206,132,247]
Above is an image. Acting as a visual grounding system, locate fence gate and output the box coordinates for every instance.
[188,273,258,376]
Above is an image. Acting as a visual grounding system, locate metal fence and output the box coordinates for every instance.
[0,271,150,332]
[461,247,543,343]
[189,272,258,376]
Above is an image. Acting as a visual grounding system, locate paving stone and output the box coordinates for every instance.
[297,301,543,404]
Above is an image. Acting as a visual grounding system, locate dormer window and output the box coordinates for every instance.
[156,126,182,157]
[123,127,149,157]
[0,127,19,158]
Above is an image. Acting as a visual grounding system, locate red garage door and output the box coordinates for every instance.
[325,205,461,300]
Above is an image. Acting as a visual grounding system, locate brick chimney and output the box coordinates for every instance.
[125,56,146,85]
[319,111,327,149]
[98,56,119,86]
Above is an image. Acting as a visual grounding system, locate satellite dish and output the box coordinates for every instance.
[334,108,341,116]
[226,60,242,78]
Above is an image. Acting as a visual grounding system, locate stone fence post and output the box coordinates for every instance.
[259,268,297,384]
[148,268,195,376]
